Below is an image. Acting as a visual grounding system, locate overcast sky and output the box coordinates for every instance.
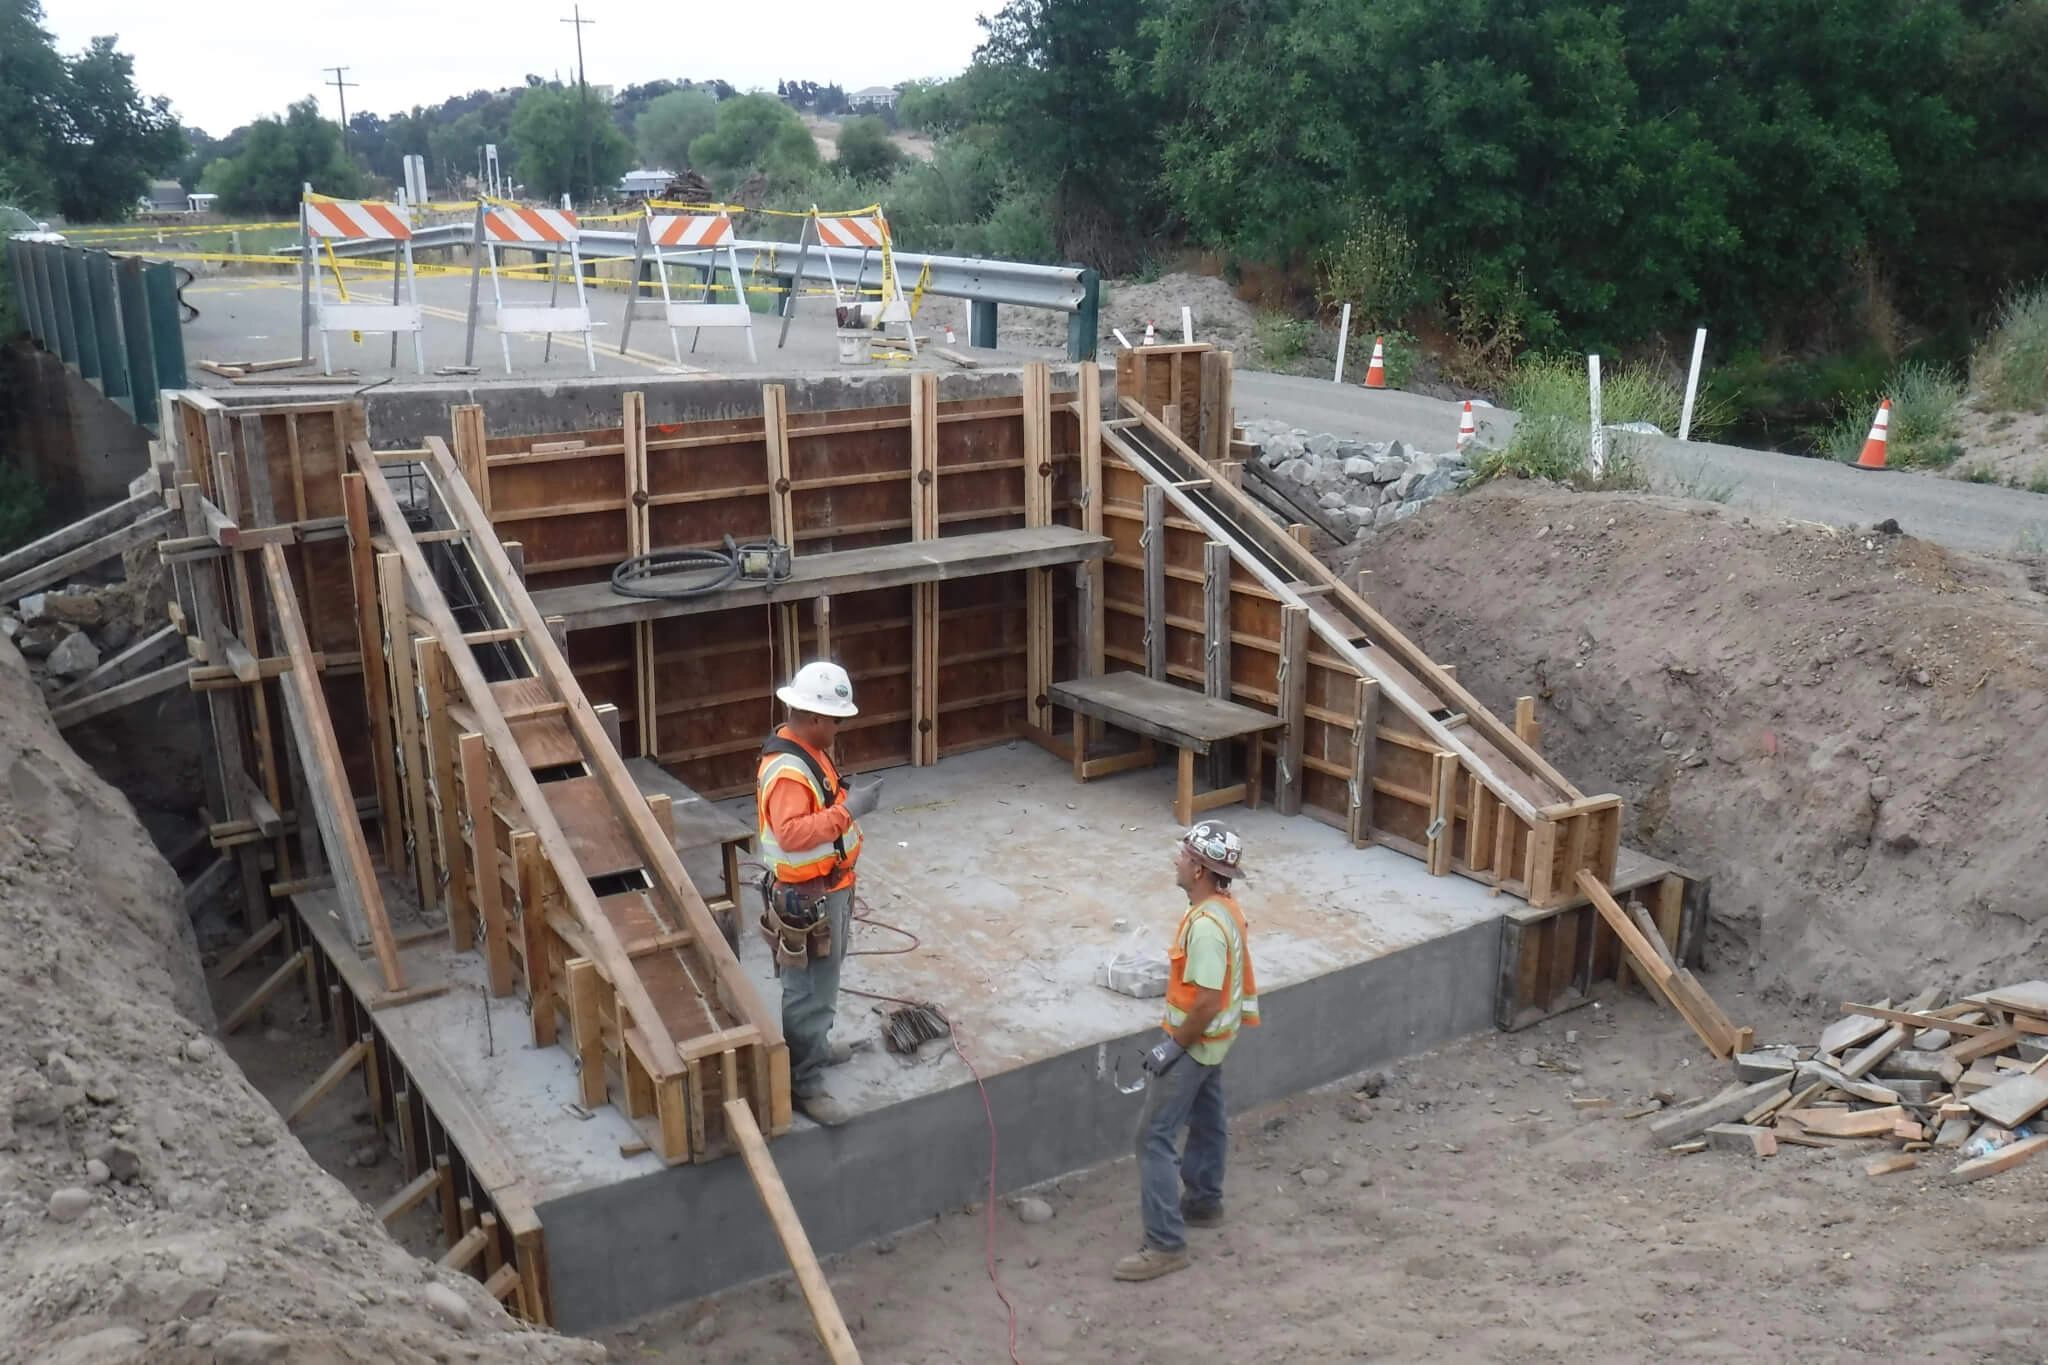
[41,1,998,138]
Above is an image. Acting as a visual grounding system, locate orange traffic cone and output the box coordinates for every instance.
[1143,320,1157,346]
[1854,399,1891,470]
[1457,402,1476,450]
[1364,336,1387,388]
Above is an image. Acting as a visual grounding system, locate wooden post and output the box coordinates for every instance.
[416,636,459,919]
[1276,605,1309,816]
[1428,750,1459,876]
[1077,360,1105,743]
[762,384,793,555]
[1202,539,1232,788]
[910,373,940,762]
[1347,677,1379,846]
[1515,695,1540,751]
[1143,484,1166,681]
[377,553,436,909]
[450,404,491,512]
[344,473,404,873]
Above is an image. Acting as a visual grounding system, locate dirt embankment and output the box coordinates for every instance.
[1343,483,2048,1001]
[0,640,602,1364]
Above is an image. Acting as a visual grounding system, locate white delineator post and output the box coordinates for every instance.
[1333,302,1352,384]
[1587,353,1606,477]
[1181,305,1194,344]
[1679,327,1707,442]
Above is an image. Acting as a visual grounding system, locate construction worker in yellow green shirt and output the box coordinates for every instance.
[1116,819,1261,1282]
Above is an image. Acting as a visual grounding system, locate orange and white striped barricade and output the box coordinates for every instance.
[619,209,758,363]
[299,191,426,375]
[463,202,596,374]
[776,208,918,356]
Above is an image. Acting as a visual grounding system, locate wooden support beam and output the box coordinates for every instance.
[1143,484,1166,681]
[1428,751,1459,876]
[55,624,179,703]
[260,544,405,991]
[0,505,173,605]
[1515,696,1540,750]
[0,490,156,586]
[417,636,459,919]
[725,1099,861,1365]
[1202,540,1232,788]
[461,732,513,994]
[377,1166,442,1225]
[223,947,307,1033]
[1577,870,1740,1057]
[1276,604,1309,816]
[439,1224,490,1272]
[343,473,405,874]
[356,448,694,1080]
[51,661,188,729]
[283,1038,369,1125]
[762,385,793,555]
[209,916,283,980]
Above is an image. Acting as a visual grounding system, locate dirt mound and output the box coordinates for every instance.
[1002,272,1258,354]
[1948,400,2048,489]
[0,640,602,1364]
[1342,483,2048,1001]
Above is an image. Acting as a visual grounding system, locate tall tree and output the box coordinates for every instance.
[833,115,901,180]
[509,83,632,200]
[975,0,1162,266]
[687,92,820,186]
[201,99,363,213]
[0,0,67,209]
[635,88,718,171]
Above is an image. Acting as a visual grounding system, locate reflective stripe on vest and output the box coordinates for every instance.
[756,751,863,883]
[1163,894,1260,1042]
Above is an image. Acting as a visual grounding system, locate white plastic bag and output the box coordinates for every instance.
[1097,929,1168,999]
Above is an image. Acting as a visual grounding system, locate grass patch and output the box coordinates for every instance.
[1475,354,1699,491]
[1822,361,1966,468]
[1958,461,2000,484]
[1253,311,1319,366]
[1660,457,1739,503]
[1973,284,2048,412]
[2029,471,2048,496]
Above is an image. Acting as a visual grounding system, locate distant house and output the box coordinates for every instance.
[847,86,899,111]
[146,179,186,212]
[618,169,673,199]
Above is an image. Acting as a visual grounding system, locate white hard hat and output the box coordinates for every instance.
[777,660,858,718]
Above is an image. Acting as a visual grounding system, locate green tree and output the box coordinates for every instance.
[509,83,633,200]
[687,92,820,185]
[975,0,1162,266]
[202,99,364,213]
[51,37,185,221]
[0,0,67,210]
[635,88,718,171]
[833,115,901,180]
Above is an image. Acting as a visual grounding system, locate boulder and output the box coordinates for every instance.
[1275,457,1316,486]
[1318,491,1347,510]
[97,618,133,652]
[1344,507,1378,528]
[1415,468,1461,501]
[47,631,100,678]
[1341,456,1375,478]
[1371,459,1409,485]
[1388,471,1424,501]
[39,590,106,628]
[16,623,65,658]
[1306,433,1339,458]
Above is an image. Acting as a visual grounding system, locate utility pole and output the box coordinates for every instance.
[560,6,595,200]
[324,66,360,154]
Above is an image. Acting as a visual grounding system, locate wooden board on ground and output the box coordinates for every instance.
[1964,1072,2048,1129]
[1945,1133,2048,1185]
[1982,981,2048,1016]
[1786,1106,1905,1138]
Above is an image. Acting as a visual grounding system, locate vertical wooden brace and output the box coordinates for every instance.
[1143,485,1166,681]
[1276,604,1309,816]
[1347,677,1379,846]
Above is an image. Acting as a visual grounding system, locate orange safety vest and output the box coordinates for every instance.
[756,728,863,887]
[1163,893,1260,1043]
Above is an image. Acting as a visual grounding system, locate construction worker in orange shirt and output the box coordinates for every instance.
[1116,819,1260,1282]
[756,660,885,1128]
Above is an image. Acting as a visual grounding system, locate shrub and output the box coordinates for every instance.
[1253,312,1317,365]
[1315,202,1421,329]
[1973,284,2048,412]
[1824,361,1965,467]
[1477,354,1688,489]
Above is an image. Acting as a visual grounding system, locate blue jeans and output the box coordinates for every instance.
[1136,1054,1226,1253]
[781,884,853,1099]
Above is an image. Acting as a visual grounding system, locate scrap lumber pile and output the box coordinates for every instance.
[1643,980,2048,1185]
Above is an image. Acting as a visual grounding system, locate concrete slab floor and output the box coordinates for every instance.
[176,269,1069,386]
[361,741,1506,1210]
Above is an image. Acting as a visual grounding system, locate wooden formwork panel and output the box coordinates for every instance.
[1496,868,1704,1031]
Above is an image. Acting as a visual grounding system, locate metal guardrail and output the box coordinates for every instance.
[5,238,188,431]
[305,222,1104,359]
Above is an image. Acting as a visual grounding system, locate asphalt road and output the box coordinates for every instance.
[1233,369,2048,558]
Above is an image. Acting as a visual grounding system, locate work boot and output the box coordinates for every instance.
[1181,1200,1224,1229]
[1113,1245,1191,1282]
[827,1037,855,1066]
[797,1093,852,1127]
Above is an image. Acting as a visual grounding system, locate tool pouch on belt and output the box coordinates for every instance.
[757,872,832,971]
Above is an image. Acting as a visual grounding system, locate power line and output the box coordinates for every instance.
[324,66,360,154]
[560,6,595,200]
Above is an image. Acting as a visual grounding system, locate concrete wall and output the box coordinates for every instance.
[538,917,1500,1333]
[209,365,1094,451]
[2,343,153,518]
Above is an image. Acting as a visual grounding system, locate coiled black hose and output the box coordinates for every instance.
[609,535,790,598]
